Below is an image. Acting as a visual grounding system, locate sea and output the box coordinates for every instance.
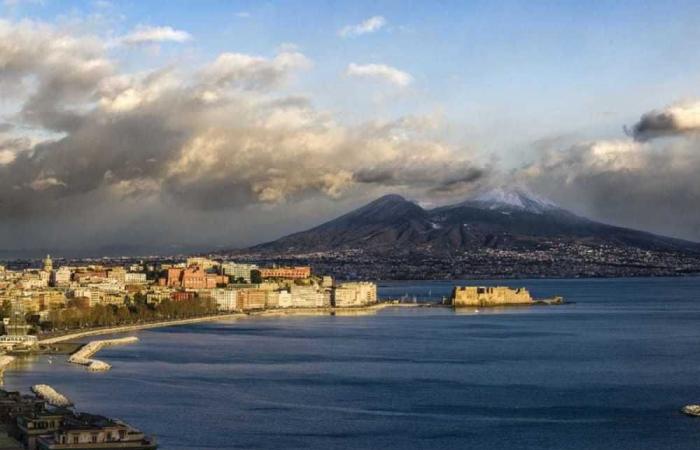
[4,277,700,450]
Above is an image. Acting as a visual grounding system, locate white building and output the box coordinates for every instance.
[290,285,328,308]
[221,262,258,283]
[125,272,147,284]
[212,288,238,311]
[333,282,378,307]
[52,266,72,286]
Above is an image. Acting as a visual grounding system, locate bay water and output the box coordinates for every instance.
[4,277,700,449]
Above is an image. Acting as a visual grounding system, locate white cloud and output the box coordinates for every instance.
[346,63,413,87]
[201,51,311,90]
[29,175,66,191]
[121,25,191,45]
[236,11,251,18]
[0,17,486,253]
[338,15,386,37]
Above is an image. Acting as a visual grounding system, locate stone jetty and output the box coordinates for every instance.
[682,405,700,417]
[0,355,14,376]
[69,336,139,371]
[31,384,72,407]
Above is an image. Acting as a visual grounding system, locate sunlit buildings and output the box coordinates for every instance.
[211,288,237,311]
[332,282,377,307]
[220,262,258,283]
[259,266,311,280]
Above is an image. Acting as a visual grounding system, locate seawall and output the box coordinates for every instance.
[69,337,139,371]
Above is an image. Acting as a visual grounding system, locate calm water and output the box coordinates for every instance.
[5,278,700,449]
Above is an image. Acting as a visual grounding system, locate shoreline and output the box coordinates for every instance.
[36,299,566,345]
[37,302,425,344]
[38,313,247,344]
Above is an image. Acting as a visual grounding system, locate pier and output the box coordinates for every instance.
[31,384,72,407]
[69,337,139,372]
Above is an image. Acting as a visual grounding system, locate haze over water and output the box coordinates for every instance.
[4,278,700,449]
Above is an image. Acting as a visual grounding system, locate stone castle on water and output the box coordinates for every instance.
[451,286,534,307]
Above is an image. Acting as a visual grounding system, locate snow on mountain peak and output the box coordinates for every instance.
[471,186,558,213]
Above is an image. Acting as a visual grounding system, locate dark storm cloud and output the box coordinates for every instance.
[628,102,700,142]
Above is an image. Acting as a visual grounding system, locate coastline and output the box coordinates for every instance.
[37,302,423,345]
[38,313,247,344]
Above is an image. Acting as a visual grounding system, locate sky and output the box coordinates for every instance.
[1,0,700,257]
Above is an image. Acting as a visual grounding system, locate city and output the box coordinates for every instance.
[1,0,700,448]
[0,254,382,449]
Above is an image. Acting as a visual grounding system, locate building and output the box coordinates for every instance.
[236,289,267,311]
[332,282,377,307]
[16,408,65,450]
[36,413,157,450]
[289,285,327,308]
[51,267,72,287]
[259,266,311,280]
[0,305,37,351]
[107,268,126,283]
[451,286,533,307]
[170,291,196,302]
[145,288,172,305]
[42,255,53,273]
[162,268,222,289]
[124,273,147,284]
[72,271,108,284]
[276,290,293,308]
[220,262,258,282]
[211,289,237,311]
[186,257,217,272]
[35,291,67,311]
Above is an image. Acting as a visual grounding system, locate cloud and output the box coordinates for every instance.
[346,63,413,87]
[338,16,386,37]
[235,11,251,18]
[201,51,312,90]
[520,133,700,242]
[0,18,483,252]
[629,101,700,141]
[121,25,191,45]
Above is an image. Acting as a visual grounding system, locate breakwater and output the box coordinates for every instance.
[0,355,14,376]
[69,336,139,371]
[32,384,72,407]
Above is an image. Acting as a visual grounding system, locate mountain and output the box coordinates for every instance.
[248,188,700,255]
[227,187,700,278]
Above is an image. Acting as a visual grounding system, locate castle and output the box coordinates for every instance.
[451,286,534,307]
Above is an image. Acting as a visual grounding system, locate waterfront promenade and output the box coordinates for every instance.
[38,313,247,344]
[37,303,413,345]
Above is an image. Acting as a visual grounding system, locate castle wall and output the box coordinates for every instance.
[451,286,533,307]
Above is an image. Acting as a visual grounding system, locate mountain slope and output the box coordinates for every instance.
[249,189,700,256]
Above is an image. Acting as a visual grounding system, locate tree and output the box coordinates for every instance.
[250,270,262,284]
[0,299,11,320]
